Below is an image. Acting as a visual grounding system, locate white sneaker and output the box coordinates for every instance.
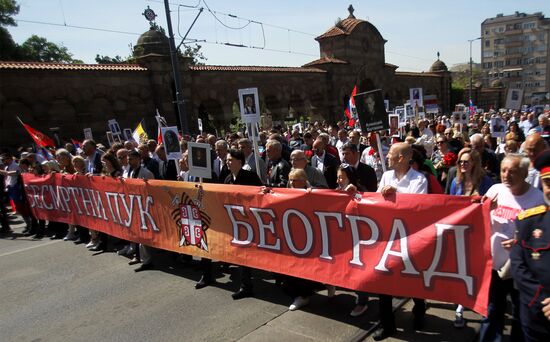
[288,296,309,311]
[117,245,130,255]
[85,241,96,248]
[350,304,368,317]
[63,232,77,241]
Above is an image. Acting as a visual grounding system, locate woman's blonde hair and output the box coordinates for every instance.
[455,147,484,195]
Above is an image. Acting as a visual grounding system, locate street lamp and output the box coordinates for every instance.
[468,37,482,103]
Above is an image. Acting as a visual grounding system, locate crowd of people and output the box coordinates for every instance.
[1,107,550,341]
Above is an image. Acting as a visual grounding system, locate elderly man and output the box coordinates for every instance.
[138,143,160,179]
[511,150,550,341]
[470,133,500,178]
[116,148,131,178]
[290,150,328,188]
[481,154,545,341]
[238,138,267,184]
[373,143,428,340]
[213,140,231,182]
[82,140,103,175]
[335,129,349,162]
[155,145,178,181]
[265,140,290,188]
[523,133,548,189]
[311,138,340,189]
[348,130,367,155]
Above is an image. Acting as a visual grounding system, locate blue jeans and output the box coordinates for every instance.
[479,270,523,342]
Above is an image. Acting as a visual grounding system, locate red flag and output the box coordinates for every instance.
[19,119,56,148]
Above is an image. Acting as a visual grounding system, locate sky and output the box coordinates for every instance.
[7,0,550,72]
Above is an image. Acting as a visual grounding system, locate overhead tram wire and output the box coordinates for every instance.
[14,19,141,36]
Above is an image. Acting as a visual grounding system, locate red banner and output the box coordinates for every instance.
[22,173,492,315]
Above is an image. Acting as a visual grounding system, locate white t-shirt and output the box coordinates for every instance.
[377,167,428,194]
[484,183,545,270]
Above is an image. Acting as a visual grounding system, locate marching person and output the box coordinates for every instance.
[511,149,550,341]
[224,148,263,299]
[373,142,428,340]
[481,154,545,341]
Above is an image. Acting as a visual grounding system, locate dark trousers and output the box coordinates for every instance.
[0,197,10,232]
[200,258,212,280]
[379,295,425,330]
[282,276,320,299]
[239,266,253,291]
[479,270,523,342]
[76,225,90,243]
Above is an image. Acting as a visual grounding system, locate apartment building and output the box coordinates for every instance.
[481,11,550,104]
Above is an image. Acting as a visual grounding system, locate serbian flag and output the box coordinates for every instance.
[17,117,56,148]
[155,109,167,144]
[345,86,358,127]
[71,139,83,154]
[469,99,476,116]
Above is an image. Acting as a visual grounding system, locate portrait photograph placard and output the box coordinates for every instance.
[505,89,523,110]
[388,114,399,137]
[188,142,212,179]
[354,89,389,133]
[83,128,93,141]
[123,128,133,141]
[490,117,507,138]
[394,106,406,127]
[106,131,115,147]
[238,87,261,123]
[161,126,182,160]
[409,87,423,108]
[108,119,122,136]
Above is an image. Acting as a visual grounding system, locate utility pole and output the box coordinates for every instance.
[468,37,481,103]
[163,0,189,135]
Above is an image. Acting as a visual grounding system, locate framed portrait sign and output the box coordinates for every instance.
[83,128,93,141]
[161,126,182,160]
[394,106,406,127]
[123,128,133,141]
[106,131,115,147]
[505,88,523,110]
[108,119,122,136]
[354,89,389,133]
[188,142,212,179]
[388,114,399,137]
[490,117,507,138]
[238,87,261,123]
[409,87,423,108]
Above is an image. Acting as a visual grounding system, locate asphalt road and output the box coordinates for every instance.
[0,213,492,342]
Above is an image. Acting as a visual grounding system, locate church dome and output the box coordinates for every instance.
[133,27,170,58]
[490,78,504,88]
[429,59,448,72]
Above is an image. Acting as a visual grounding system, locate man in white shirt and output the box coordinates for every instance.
[335,129,349,162]
[116,148,131,179]
[479,154,545,341]
[373,143,428,341]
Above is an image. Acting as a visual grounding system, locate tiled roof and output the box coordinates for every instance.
[0,61,147,71]
[189,65,326,73]
[316,17,364,40]
[395,71,443,77]
[302,57,348,67]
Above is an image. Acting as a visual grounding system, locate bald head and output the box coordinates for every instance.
[524,133,547,163]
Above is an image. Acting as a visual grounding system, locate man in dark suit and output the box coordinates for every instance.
[311,138,340,189]
[225,149,263,299]
[82,140,103,175]
[138,143,160,179]
[265,140,291,188]
[213,140,231,183]
[155,145,178,181]
[341,142,377,192]
[349,130,368,155]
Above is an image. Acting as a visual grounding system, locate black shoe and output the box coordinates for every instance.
[73,238,83,245]
[231,288,253,300]
[89,244,105,252]
[50,235,61,240]
[33,234,43,239]
[413,315,425,330]
[128,258,141,265]
[372,326,396,341]
[134,263,154,272]
[195,276,211,289]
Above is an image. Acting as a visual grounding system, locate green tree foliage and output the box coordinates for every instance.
[451,64,483,89]
[0,0,19,26]
[17,35,81,63]
[180,44,207,65]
